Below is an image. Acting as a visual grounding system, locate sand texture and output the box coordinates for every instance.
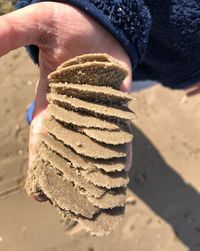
[48,93,135,121]
[85,157,127,172]
[40,146,106,199]
[47,104,120,130]
[50,83,133,104]
[1,49,200,250]
[25,53,135,236]
[48,61,128,89]
[57,53,116,69]
[39,167,100,218]
[43,118,127,159]
[82,127,133,145]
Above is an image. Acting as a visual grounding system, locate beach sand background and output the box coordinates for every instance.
[0,5,200,250]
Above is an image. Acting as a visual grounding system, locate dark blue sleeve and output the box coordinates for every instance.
[16,0,151,71]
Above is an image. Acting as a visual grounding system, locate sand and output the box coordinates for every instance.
[48,93,136,121]
[22,53,134,236]
[1,49,200,250]
[43,118,127,159]
[46,104,120,130]
[57,53,117,69]
[82,127,133,145]
[48,61,127,89]
[39,166,100,218]
[50,83,132,104]
[40,145,106,199]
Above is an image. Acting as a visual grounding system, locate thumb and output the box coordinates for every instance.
[0,3,55,56]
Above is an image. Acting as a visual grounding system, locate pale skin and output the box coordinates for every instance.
[0,2,199,201]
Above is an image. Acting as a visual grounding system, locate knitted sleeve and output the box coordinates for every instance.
[16,0,151,71]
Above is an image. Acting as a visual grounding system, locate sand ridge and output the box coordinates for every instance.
[50,83,133,104]
[43,118,127,159]
[48,93,136,121]
[48,61,128,89]
[47,104,120,130]
[57,53,117,69]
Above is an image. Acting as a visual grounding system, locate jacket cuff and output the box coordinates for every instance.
[16,0,151,70]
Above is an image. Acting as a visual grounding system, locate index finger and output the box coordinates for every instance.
[0,3,53,56]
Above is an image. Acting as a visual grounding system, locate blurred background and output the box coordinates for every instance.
[0,1,200,251]
[0,0,17,14]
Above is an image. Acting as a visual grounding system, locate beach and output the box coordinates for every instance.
[0,48,200,250]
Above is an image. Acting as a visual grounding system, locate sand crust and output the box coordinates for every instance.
[48,94,135,121]
[85,157,126,172]
[39,167,99,218]
[87,188,126,209]
[46,104,119,130]
[83,127,133,145]
[41,145,106,199]
[81,169,129,189]
[48,61,127,89]
[57,53,116,69]
[43,118,127,159]
[41,134,96,171]
[50,83,133,104]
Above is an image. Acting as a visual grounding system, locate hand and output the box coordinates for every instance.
[0,2,133,200]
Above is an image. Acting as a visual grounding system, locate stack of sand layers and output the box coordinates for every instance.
[25,54,135,236]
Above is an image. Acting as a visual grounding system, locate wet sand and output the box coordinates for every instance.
[0,49,200,251]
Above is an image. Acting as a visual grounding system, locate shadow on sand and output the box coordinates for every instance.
[128,125,200,251]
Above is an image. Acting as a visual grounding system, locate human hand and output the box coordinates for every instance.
[0,2,133,200]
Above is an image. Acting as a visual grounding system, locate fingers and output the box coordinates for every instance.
[29,72,49,201]
[0,2,56,56]
[120,72,132,92]
[0,6,35,55]
[0,3,54,203]
[29,73,49,158]
[29,75,49,202]
[116,57,132,93]
[33,72,49,117]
